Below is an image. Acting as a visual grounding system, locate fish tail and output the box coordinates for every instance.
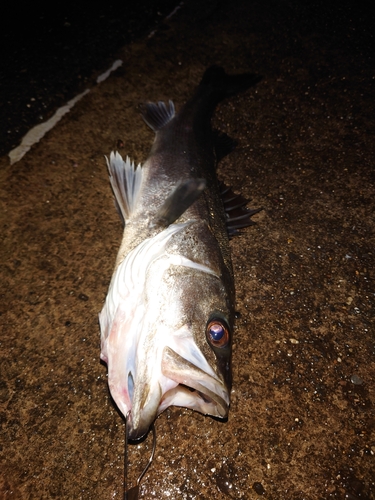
[199,65,262,101]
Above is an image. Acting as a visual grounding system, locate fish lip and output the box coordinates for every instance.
[161,346,230,418]
[126,412,155,441]
[125,378,163,441]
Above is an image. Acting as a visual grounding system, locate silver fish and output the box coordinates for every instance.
[99,66,261,440]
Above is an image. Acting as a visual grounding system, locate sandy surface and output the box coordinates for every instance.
[1,0,374,498]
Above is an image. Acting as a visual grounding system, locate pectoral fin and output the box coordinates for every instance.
[151,178,206,228]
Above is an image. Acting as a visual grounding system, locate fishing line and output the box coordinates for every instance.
[124,412,156,500]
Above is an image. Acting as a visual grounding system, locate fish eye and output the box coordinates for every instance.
[206,319,230,348]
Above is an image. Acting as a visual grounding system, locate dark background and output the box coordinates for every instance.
[0,0,374,157]
[0,0,178,156]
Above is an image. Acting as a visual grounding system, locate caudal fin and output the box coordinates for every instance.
[199,65,262,100]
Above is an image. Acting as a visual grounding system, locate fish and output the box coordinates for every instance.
[99,66,261,440]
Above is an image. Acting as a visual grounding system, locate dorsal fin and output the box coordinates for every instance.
[220,182,262,237]
[106,151,143,224]
[141,100,175,131]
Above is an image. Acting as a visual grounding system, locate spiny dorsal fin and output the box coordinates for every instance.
[220,182,262,237]
[151,178,206,228]
[106,151,143,224]
[141,100,175,131]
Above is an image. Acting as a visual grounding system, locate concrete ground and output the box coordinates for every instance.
[1,0,374,498]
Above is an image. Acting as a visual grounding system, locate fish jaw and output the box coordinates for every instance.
[160,345,229,418]
[130,325,230,440]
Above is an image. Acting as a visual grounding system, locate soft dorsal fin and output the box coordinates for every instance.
[220,182,262,237]
[106,151,143,224]
[141,100,175,131]
[151,178,206,228]
[213,131,237,163]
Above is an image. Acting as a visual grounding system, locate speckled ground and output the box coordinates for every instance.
[1,1,374,499]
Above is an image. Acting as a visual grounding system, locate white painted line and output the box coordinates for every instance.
[149,1,184,38]
[9,89,90,165]
[8,0,184,165]
[165,1,184,20]
[96,59,123,84]
[8,59,124,165]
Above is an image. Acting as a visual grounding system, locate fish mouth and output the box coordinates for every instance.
[125,346,230,441]
[160,346,230,418]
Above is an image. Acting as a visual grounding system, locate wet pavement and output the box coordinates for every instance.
[1,0,374,498]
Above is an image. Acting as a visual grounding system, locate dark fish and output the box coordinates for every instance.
[99,66,261,440]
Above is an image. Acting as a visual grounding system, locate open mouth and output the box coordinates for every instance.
[181,384,214,404]
[160,346,230,418]
[123,345,230,440]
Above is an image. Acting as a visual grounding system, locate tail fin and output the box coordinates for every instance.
[199,66,262,100]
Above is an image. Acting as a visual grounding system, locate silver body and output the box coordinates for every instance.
[99,67,258,439]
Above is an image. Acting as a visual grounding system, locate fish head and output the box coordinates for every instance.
[99,223,234,440]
